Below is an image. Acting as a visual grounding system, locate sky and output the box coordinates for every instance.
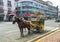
[43,0,60,10]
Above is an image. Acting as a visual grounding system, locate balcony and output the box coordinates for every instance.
[20,8,40,12]
[19,3,42,9]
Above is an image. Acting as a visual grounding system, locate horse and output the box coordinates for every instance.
[12,17,30,37]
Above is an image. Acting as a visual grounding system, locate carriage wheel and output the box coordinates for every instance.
[33,26,40,33]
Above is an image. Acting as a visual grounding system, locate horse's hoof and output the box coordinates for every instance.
[21,35,24,37]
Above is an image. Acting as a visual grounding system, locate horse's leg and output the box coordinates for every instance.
[20,28,24,37]
[27,27,30,35]
[24,28,26,32]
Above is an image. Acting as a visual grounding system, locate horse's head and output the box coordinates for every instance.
[12,17,23,24]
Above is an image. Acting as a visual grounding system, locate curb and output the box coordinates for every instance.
[27,28,59,42]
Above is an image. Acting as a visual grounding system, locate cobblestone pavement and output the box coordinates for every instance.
[39,29,60,42]
[0,20,60,42]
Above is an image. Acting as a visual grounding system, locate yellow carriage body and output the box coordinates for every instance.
[30,12,45,32]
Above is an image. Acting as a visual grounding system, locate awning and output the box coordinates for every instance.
[8,11,16,15]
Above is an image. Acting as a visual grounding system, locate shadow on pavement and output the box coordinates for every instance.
[16,30,49,40]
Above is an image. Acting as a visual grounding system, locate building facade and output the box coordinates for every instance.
[16,0,57,19]
[0,0,58,21]
[0,0,16,21]
[0,0,4,21]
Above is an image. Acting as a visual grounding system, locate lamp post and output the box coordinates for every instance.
[56,6,58,19]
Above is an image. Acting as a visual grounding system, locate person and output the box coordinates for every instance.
[20,17,26,22]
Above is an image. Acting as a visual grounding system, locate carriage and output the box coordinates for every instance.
[30,12,45,32]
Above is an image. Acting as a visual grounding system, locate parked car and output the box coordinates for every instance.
[56,17,60,22]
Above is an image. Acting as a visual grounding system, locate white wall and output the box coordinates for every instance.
[3,0,15,21]
[3,0,8,20]
[10,0,15,12]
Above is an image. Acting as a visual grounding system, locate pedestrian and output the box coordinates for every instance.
[20,17,26,22]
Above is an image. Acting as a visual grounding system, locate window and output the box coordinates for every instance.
[7,1,11,7]
[39,4,41,7]
[15,0,19,2]
[34,3,38,6]
[22,6,32,9]
[21,1,33,6]
[0,7,4,13]
[8,8,11,14]
[41,6,44,8]
[15,7,20,11]
[0,0,3,5]
[8,10,11,14]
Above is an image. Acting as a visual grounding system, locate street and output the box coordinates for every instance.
[44,20,60,30]
[0,19,60,42]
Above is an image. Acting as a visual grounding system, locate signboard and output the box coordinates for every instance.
[24,14,30,17]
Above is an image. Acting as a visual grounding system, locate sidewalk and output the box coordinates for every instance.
[34,29,60,42]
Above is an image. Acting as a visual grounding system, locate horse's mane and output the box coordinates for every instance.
[16,18,23,22]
